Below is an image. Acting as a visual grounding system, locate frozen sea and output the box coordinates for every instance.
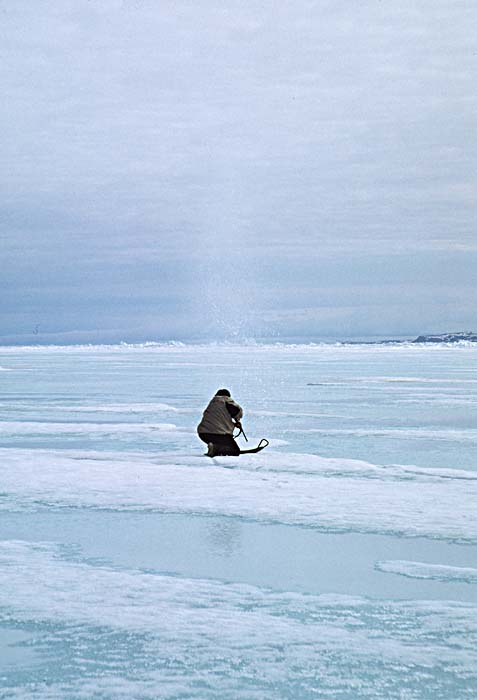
[0,342,476,699]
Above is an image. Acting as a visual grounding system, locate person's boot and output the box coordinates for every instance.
[206,442,216,457]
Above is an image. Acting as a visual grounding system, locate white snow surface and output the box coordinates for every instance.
[2,343,477,698]
[56,402,183,413]
[0,421,178,435]
[290,427,477,442]
[1,448,476,541]
[376,560,477,583]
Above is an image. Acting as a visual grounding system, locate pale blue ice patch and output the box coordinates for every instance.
[0,540,476,700]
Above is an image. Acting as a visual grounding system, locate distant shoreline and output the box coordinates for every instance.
[0,332,476,350]
[351,332,477,345]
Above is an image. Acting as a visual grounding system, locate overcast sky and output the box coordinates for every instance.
[1,0,476,343]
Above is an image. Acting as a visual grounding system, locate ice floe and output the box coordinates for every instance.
[56,402,183,413]
[0,448,476,541]
[290,427,477,443]
[376,560,477,583]
[0,421,178,435]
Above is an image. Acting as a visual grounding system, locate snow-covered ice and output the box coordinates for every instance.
[0,342,476,698]
[1,539,476,699]
[375,560,477,584]
[0,448,476,541]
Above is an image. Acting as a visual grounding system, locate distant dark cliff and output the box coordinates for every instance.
[412,332,477,343]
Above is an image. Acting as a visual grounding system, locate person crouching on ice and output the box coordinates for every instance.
[197,389,243,457]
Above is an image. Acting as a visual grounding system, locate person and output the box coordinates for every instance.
[197,389,244,457]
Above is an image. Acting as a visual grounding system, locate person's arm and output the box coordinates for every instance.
[225,399,243,423]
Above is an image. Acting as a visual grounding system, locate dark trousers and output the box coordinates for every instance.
[198,433,240,456]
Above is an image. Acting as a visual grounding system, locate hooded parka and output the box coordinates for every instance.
[197,395,243,435]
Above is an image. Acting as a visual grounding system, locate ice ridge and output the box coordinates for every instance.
[1,449,476,542]
[376,560,477,583]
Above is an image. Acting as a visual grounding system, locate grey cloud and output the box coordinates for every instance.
[1,1,476,342]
